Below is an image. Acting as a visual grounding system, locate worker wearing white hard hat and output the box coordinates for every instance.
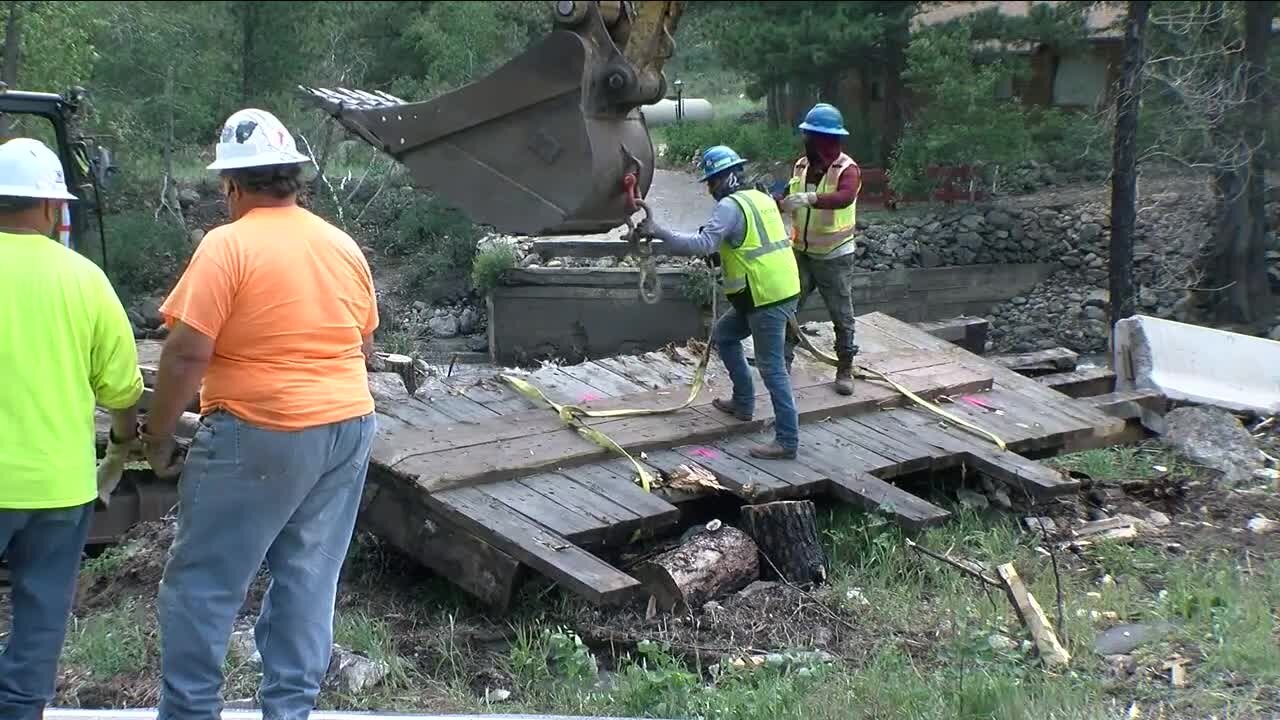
[146,109,378,720]
[0,137,144,719]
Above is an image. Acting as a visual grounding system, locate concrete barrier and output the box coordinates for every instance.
[1114,315,1280,415]
[488,263,1055,365]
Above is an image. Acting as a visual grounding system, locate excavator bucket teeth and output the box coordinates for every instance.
[301,29,654,236]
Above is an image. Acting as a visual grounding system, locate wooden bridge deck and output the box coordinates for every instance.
[359,312,1128,609]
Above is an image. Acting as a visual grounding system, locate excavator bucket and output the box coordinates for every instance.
[302,2,672,236]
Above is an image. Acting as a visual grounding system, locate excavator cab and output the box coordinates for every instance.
[303,1,684,236]
[0,84,113,255]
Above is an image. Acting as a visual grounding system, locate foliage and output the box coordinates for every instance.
[661,118,797,168]
[5,1,98,91]
[680,262,718,308]
[84,210,191,305]
[890,23,1034,197]
[707,2,917,98]
[508,627,597,692]
[470,242,519,294]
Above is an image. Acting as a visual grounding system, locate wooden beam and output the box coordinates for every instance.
[359,473,523,612]
[1036,367,1116,398]
[989,348,1079,375]
[914,316,990,355]
[425,487,640,605]
[823,472,951,531]
[996,563,1070,668]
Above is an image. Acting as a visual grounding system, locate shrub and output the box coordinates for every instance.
[86,211,192,305]
[471,243,519,294]
[661,119,798,168]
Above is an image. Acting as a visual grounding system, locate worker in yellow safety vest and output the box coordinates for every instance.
[779,103,863,395]
[640,145,802,459]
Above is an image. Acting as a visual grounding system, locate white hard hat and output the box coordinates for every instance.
[208,108,311,171]
[0,138,77,200]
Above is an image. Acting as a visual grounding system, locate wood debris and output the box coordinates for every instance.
[996,563,1071,669]
[663,463,729,493]
[1163,655,1190,687]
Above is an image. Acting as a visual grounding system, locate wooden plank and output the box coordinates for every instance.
[891,409,1079,498]
[800,424,899,473]
[360,470,523,612]
[448,377,537,414]
[1036,367,1116,398]
[377,397,458,428]
[478,479,604,541]
[373,409,566,466]
[559,361,648,397]
[594,355,675,391]
[989,347,1079,375]
[854,410,957,468]
[817,416,934,476]
[714,432,829,494]
[524,366,615,405]
[824,471,951,531]
[418,394,501,422]
[555,462,681,525]
[997,563,1070,668]
[390,349,993,493]
[425,487,640,605]
[672,444,796,501]
[856,312,1120,439]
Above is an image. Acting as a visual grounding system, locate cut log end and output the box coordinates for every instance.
[740,500,828,586]
[633,524,759,613]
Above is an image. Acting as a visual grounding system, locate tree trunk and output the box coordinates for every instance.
[0,1,20,137]
[1109,1,1149,331]
[879,22,910,167]
[1200,0,1275,327]
[239,1,257,103]
[739,501,827,585]
[633,524,759,613]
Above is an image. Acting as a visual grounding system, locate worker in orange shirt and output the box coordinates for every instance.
[143,109,379,720]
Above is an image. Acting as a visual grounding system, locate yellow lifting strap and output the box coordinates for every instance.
[787,318,1007,451]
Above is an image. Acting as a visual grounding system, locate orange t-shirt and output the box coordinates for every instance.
[161,205,378,430]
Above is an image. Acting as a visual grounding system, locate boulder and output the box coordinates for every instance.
[428,313,461,339]
[326,645,388,694]
[1162,406,1263,486]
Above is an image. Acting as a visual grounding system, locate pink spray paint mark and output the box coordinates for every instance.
[959,395,999,412]
[689,447,720,460]
[578,392,604,403]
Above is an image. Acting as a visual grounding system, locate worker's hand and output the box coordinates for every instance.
[781,192,817,213]
[637,216,662,240]
[140,426,184,480]
[95,432,139,508]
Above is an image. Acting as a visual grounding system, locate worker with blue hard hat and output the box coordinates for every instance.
[639,145,802,460]
[778,102,863,396]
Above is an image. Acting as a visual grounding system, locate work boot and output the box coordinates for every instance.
[834,365,855,396]
[712,397,752,421]
[834,352,856,396]
[749,442,797,460]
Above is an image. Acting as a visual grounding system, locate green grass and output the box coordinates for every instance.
[62,602,153,680]
[333,610,413,689]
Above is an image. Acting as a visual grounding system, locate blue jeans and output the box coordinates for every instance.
[157,411,376,720]
[0,502,94,720]
[713,298,800,451]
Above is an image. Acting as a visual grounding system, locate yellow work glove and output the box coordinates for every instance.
[96,433,139,508]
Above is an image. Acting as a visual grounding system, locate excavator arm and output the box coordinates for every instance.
[302,1,685,237]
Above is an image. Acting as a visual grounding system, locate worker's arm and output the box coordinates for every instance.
[146,322,213,438]
[90,271,145,437]
[811,163,861,210]
[643,197,746,256]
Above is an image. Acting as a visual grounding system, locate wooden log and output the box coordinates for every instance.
[633,524,759,613]
[989,348,1079,375]
[383,353,419,396]
[739,501,827,585]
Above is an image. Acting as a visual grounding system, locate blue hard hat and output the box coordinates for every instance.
[798,103,849,136]
[697,145,747,182]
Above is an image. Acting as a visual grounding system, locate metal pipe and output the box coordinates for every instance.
[640,97,712,126]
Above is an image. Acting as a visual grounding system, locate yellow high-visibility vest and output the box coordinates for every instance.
[721,189,801,306]
[787,153,858,255]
